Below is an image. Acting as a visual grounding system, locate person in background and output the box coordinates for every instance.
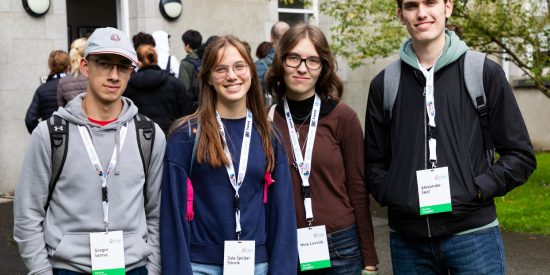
[256,21,289,106]
[266,23,379,274]
[125,45,193,134]
[178,29,202,91]
[160,35,297,275]
[132,31,156,50]
[178,29,203,111]
[152,30,180,77]
[255,41,273,60]
[57,37,88,107]
[26,50,69,133]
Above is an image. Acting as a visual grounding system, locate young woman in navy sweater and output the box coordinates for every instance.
[160,35,297,275]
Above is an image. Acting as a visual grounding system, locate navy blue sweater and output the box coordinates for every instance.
[25,74,63,133]
[160,117,297,275]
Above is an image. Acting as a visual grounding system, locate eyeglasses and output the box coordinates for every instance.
[88,58,136,76]
[212,62,249,80]
[284,54,323,70]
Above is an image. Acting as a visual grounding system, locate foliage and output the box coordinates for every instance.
[495,153,550,234]
[320,0,550,98]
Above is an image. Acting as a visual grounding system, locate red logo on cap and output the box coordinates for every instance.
[110,34,121,41]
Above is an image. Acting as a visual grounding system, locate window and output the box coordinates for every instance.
[278,0,318,26]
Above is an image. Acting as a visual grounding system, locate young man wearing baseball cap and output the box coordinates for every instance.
[14,27,164,275]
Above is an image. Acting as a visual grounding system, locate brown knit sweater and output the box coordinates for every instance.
[273,101,379,266]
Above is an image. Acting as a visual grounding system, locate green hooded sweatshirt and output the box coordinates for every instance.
[399,29,469,73]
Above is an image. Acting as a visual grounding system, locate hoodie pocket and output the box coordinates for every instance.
[51,232,91,266]
[124,232,153,265]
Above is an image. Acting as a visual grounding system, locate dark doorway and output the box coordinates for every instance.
[66,0,117,46]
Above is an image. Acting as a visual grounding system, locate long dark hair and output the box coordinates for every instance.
[170,35,276,171]
[265,23,343,104]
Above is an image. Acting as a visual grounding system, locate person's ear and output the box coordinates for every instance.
[80,58,89,77]
[445,0,453,19]
[397,8,405,25]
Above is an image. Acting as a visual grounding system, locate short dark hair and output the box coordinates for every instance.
[255,41,273,59]
[181,30,203,50]
[132,32,155,50]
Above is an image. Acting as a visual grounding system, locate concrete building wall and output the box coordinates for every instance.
[514,89,550,152]
[129,0,277,64]
[0,0,68,195]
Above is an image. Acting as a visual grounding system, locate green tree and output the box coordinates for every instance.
[320,0,550,98]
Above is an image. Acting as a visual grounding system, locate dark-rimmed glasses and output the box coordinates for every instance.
[88,58,136,76]
[212,62,249,80]
[284,54,322,70]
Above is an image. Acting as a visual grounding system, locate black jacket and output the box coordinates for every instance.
[365,54,536,238]
[25,74,62,133]
[124,65,193,134]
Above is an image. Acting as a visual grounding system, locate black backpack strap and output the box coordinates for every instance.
[46,115,68,210]
[134,114,155,186]
[166,56,172,73]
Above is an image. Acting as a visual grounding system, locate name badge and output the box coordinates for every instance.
[416,166,452,215]
[223,240,255,275]
[297,225,331,271]
[89,231,125,275]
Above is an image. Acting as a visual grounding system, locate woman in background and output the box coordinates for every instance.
[124,44,192,134]
[160,35,297,275]
[26,50,69,133]
[57,37,88,107]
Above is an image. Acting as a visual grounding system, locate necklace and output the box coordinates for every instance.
[294,117,309,141]
[291,118,310,171]
[291,112,311,121]
[292,111,311,140]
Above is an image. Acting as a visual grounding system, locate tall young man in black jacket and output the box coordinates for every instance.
[364,0,536,274]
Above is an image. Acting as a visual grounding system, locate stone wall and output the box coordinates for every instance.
[0,0,68,195]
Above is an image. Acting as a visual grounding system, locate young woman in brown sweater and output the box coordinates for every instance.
[265,23,379,274]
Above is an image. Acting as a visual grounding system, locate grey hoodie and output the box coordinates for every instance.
[14,94,165,275]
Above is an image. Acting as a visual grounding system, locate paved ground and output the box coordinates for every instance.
[1,198,549,274]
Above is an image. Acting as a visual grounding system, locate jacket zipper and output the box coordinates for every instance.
[423,87,432,237]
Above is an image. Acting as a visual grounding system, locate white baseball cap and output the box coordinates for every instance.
[84,27,138,65]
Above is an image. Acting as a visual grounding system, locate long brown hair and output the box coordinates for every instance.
[170,35,276,171]
[265,23,343,104]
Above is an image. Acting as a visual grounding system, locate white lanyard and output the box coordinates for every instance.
[283,94,321,224]
[417,57,439,167]
[79,124,128,232]
[215,110,253,240]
